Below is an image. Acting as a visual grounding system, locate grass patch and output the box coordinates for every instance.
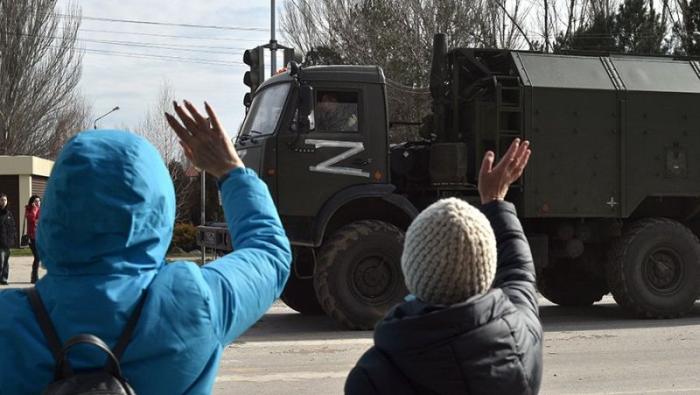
[166,257,204,265]
[10,248,33,256]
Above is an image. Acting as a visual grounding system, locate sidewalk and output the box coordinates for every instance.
[0,254,207,291]
[0,256,46,290]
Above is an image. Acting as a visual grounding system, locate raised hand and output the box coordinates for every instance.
[478,138,531,205]
[165,100,244,178]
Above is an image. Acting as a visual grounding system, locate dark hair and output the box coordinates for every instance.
[28,194,40,205]
[0,193,6,199]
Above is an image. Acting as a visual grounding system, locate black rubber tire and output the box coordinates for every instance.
[314,220,407,330]
[606,218,700,318]
[537,252,608,307]
[281,272,325,315]
[281,248,324,315]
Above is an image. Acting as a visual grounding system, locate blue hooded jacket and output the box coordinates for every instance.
[0,130,291,394]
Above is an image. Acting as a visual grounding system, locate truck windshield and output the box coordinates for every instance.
[239,82,290,138]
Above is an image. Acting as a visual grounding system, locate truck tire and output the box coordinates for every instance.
[280,271,325,315]
[606,218,700,318]
[537,253,608,306]
[314,220,407,330]
[281,248,324,315]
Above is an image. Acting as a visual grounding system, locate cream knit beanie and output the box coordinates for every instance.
[401,198,497,305]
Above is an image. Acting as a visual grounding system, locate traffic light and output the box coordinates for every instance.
[243,46,265,95]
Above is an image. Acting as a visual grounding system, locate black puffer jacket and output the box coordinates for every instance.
[0,208,16,248]
[345,201,543,395]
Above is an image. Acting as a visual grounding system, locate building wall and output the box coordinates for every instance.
[0,157,54,245]
[18,176,30,237]
[31,176,48,199]
[0,156,53,177]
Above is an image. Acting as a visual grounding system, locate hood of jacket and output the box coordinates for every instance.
[37,130,176,276]
[374,290,514,353]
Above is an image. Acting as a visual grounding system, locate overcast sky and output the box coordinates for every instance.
[56,1,284,137]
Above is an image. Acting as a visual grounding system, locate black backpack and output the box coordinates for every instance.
[24,287,146,395]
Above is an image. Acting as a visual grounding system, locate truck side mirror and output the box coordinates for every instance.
[298,84,314,133]
[243,92,252,108]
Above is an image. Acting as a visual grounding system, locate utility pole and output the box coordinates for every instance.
[270,0,277,74]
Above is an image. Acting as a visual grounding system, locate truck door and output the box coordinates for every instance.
[276,82,387,245]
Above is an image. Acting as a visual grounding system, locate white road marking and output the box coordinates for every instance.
[580,389,700,395]
[231,338,373,348]
[216,371,349,383]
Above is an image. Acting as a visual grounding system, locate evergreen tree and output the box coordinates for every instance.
[554,14,617,52]
[555,0,667,55]
[615,0,667,54]
[673,0,700,55]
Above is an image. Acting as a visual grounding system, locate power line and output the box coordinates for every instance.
[75,37,246,55]
[74,28,265,43]
[55,13,271,32]
[5,31,248,55]
[61,46,246,67]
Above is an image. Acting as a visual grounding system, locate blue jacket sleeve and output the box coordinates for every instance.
[480,201,539,318]
[201,168,291,345]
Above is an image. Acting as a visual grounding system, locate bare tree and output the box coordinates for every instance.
[0,0,84,157]
[137,81,197,222]
[282,0,531,83]
[47,93,91,159]
[282,0,530,141]
[139,81,182,165]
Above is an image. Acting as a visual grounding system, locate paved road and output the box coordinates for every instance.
[4,257,700,394]
[218,299,700,395]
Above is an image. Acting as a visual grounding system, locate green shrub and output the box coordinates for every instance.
[170,222,198,253]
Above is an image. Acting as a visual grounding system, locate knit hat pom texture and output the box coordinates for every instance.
[401,198,497,305]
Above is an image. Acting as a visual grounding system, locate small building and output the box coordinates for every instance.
[0,156,53,247]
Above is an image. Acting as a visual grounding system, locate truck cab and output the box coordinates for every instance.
[201,65,416,329]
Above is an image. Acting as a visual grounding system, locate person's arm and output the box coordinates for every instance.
[25,206,36,224]
[345,366,378,395]
[201,168,291,343]
[477,138,536,315]
[345,348,414,395]
[481,200,538,315]
[10,213,16,245]
[166,100,291,344]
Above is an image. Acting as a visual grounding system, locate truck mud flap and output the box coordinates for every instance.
[527,234,549,269]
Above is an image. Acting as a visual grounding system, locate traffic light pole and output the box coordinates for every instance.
[270,0,277,75]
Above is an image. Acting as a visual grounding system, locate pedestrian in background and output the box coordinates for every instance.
[345,139,542,395]
[0,193,16,285]
[25,194,41,283]
[0,100,291,394]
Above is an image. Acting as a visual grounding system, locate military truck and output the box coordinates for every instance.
[198,34,700,329]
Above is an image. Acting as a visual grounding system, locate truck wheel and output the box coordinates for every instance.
[280,271,325,315]
[281,248,324,315]
[314,220,407,330]
[607,218,700,318]
[537,253,608,306]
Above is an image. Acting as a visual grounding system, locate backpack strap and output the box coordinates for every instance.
[24,288,148,377]
[23,287,73,377]
[112,291,147,360]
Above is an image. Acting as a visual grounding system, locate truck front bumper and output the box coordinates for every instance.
[197,224,233,252]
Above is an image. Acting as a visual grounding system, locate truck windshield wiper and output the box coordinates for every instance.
[238,130,262,145]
